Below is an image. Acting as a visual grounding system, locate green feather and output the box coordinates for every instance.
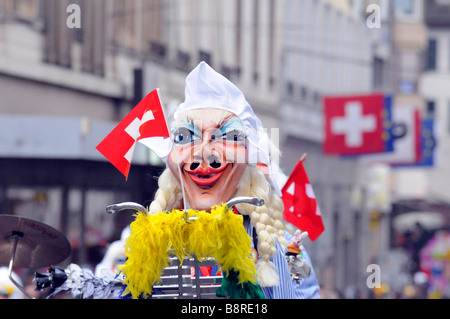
[216,269,265,299]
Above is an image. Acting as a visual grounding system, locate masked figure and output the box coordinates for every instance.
[148,62,320,298]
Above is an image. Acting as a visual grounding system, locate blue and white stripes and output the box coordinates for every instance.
[245,221,321,299]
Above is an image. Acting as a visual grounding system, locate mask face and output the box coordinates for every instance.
[168,109,248,211]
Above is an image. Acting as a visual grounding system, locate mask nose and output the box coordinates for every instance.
[188,156,222,171]
[190,162,200,170]
[208,156,221,169]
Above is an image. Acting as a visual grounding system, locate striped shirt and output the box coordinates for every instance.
[244,218,321,299]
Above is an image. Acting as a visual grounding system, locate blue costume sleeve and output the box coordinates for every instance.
[260,237,321,299]
[245,220,320,299]
[293,245,321,299]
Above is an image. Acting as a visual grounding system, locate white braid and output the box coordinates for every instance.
[149,168,182,214]
[268,191,287,248]
[235,165,286,287]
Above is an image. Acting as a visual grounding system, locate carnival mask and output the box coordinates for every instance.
[168,109,248,211]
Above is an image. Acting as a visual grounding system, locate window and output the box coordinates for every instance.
[396,0,415,15]
[427,39,437,70]
[395,0,422,22]
[175,50,191,72]
[199,50,212,65]
[150,41,167,61]
[42,0,72,68]
[300,86,308,100]
[426,100,436,117]
[373,57,384,90]
[221,65,233,79]
[286,81,294,96]
[313,91,321,107]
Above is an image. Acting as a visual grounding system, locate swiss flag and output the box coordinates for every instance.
[323,94,385,155]
[281,158,325,241]
[96,89,170,178]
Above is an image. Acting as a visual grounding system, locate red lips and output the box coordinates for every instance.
[185,164,229,188]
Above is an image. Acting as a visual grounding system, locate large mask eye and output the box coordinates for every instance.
[212,118,247,143]
[223,129,246,142]
[173,127,195,144]
[212,129,246,143]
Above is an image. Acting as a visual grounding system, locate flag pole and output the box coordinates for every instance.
[300,153,307,162]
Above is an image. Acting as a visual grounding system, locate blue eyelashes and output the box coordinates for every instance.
[172,118,246,144]
[212,119,246,142]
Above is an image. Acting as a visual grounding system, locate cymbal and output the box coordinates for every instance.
[0,215,71,269]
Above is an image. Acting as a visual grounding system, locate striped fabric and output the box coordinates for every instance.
[245,220,321,299]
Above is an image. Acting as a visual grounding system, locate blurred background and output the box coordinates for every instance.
[0,0,449,299]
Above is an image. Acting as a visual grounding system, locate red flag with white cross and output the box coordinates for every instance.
[323,94,385,155]
[96,89,170,179]
[282,158,325,241]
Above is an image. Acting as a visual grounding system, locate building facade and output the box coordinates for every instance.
[0,0,393,296]
[420,0,450,204]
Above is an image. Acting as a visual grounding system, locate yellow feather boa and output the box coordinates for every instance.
[118,203,258,299]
